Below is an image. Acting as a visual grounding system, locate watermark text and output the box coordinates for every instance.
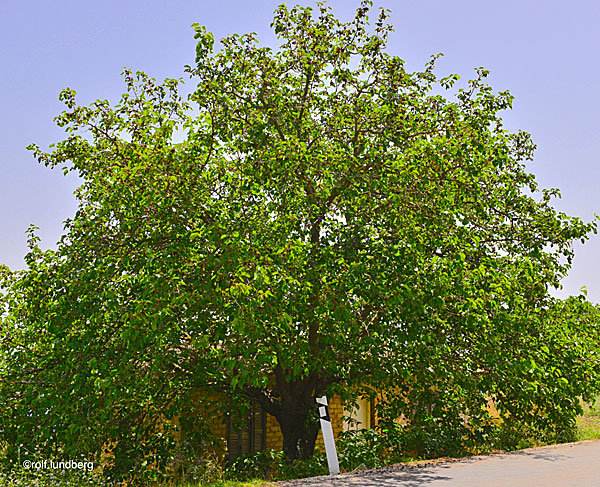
[22,459,94,472]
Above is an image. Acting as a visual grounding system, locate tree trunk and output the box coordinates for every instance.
[276,400,320,460]
[266,368,322,461]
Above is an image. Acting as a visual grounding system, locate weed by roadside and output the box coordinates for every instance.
[576,397,600,441]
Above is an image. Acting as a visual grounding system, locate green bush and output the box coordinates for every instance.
[0,463,106,487]
[225,450,284,481]
[224,428,411,482]
[175,450,225,485]
[224,449,327,481]
[336,429,386,471]
[275,451,327,480]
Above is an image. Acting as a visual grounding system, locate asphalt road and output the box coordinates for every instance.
[277,440,600,486]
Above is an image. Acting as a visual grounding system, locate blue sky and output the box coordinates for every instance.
[2,0,599,301]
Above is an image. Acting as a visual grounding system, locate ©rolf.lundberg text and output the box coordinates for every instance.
[22,459,94,472]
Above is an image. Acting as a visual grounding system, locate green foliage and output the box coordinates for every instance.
[0,69,220,484]
[224,449,326,481]
[0,470,105,487]
[0,445,105,487]
[2,0,600,484]
[580,396,600,417]
[174,449,225,486]
[336,429,388,470]
[225,450,283,482]
[576,396,600,442]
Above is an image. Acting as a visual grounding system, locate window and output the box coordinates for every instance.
[226,402,266,460]
[342,397,371,431]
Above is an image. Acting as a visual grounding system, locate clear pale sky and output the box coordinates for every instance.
[2,1,599,301]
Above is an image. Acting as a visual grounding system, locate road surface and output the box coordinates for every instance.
[277,440,600,486]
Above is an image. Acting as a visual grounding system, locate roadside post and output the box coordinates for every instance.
[316,395,340,475]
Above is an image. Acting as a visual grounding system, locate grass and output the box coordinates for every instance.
[576,397,600,441]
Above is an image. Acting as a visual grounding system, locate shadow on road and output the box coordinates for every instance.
[351,470,451,486]
[511,450,570,462]
[278,442,593,486]
[279,467,451,486]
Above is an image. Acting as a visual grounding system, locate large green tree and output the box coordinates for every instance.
[1,1,599,480]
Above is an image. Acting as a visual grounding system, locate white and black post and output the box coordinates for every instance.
[316,395,340,475]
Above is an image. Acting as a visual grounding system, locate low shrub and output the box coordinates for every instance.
[224,448,327,481]
[225,449,285,481]
[0,463,105,487]
[175,451,225,485]
[336,428,386,471]
[275,450,327,480]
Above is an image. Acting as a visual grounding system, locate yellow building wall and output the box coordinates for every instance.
[265,412,283,451]
[264,394,348,452]
[180,393,374,460]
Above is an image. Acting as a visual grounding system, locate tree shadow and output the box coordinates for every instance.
[278,467,451,486]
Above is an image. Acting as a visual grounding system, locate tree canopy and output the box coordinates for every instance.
[1,1,599,482]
